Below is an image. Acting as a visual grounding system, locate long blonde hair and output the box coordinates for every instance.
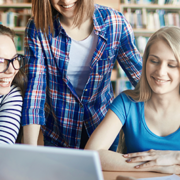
[32,0,95,35]
[124,26,180,102]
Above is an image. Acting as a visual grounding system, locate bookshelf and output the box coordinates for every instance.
[95,0,180,95]
[0,0,32,53]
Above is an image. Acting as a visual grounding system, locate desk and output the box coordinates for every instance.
[103,171,176,180]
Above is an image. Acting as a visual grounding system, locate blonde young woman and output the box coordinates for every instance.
[85,26,180,174]
[0,25,26,144]
[21,0,142,150]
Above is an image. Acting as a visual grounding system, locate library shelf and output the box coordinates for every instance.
[0,3,31,8]
[13,27,26,33]
[120,4,180,10]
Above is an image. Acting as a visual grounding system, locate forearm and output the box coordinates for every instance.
[99,149,153,172]
[23,124,41,145]
[176,152,180,165]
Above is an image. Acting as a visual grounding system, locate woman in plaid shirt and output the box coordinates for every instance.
[22,0,142,150]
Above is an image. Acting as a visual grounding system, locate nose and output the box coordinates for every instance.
[156,62,167,76]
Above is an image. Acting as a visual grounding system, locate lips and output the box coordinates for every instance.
[152,77,170,84]
[61,3,75,9]
[0,78,12,85]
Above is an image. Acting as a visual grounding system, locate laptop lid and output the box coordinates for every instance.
[0,144,104,180]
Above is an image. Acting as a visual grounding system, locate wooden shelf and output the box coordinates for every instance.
[133,29,155,34]
[13,27,26,33]
[120,4,180,10]
[0,3,31,8]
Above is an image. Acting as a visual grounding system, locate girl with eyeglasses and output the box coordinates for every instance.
[0,25,26,144]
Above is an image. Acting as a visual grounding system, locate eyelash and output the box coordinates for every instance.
[149,59,178,68]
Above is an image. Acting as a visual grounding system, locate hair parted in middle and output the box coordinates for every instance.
[32,0,95,35]
[124,26,180,102]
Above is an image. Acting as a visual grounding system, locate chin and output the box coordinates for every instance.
[0,87,11,95]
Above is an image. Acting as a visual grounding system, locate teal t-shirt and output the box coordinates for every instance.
[109,93,180,153]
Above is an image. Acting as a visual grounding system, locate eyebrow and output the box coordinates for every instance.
[149,54,177,62]
[0,54,17,60]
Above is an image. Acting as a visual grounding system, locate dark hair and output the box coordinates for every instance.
[0,24,27,97]
[32,0,94,35]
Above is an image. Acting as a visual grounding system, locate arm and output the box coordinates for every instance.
[21,19,46,145]
[117,14,142,87]
[85,110,180,174]
[123,149,180,168]
[0,85,22,144]
[85,110,148,171]
[23,124,40,145]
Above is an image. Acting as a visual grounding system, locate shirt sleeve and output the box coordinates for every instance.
[117,14,142,87]
[109,93,131,126]
[0,85,22,144]
[21,18,46,126]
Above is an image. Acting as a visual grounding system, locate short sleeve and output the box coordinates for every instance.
[109,93,132,125]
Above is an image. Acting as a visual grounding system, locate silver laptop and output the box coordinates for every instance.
[0,144,104,180]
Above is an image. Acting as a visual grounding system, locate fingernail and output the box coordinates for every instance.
[123,154,128,157]
[126,159,131,162]
[135,166,139,168]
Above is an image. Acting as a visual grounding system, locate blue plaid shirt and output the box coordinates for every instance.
[22,4,142,148]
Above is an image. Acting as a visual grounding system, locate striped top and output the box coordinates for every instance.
[0,85,22,144]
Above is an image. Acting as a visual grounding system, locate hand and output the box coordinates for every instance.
[153,165,180,174]
[123,149,180,169]
[116,175,136,180]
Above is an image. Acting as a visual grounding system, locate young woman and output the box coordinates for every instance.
[85,26,180,174]
[0,25,26,144]
[21,0,142,150]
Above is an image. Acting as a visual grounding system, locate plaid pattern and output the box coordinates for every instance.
[22,4,142,148]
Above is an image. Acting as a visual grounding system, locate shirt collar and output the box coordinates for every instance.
[52,5,108,40]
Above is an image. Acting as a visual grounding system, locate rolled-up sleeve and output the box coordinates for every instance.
[117,15,142,87]
[21,19,47,126]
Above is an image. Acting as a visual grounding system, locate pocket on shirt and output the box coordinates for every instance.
[93,49,116,75]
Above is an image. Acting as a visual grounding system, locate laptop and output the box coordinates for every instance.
[0,144,104,180]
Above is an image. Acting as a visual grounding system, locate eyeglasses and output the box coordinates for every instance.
[0,54,24,73]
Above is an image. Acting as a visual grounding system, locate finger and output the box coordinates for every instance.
[116,175,136,180]
[123,149,156,158]
[126,156,155,163]
[134,161,157,169]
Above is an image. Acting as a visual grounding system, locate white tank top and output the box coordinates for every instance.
[67,30,98,98]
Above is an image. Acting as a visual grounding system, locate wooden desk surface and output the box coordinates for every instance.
[103,171,175,180]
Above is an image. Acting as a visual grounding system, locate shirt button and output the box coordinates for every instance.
[85,89,88,91]
[80,104,83,108]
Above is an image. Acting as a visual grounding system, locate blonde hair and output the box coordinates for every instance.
[32,0,95,35]
[124,26,180,102]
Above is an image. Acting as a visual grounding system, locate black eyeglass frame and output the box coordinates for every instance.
[0,54,24,73]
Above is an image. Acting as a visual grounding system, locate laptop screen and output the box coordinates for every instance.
[0,144,104,180]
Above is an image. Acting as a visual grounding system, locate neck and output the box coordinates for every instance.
[60,17,94,41]
[147,92,180,113]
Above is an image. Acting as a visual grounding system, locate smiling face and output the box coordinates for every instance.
[146,40,180,97]
[50,0,78,20]
[0,35,18,95]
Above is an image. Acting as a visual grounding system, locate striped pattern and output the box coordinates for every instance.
[0,85,22,144]
[22,4,142,148]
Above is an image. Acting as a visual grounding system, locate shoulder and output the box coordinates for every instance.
[3,85,22,101]
[114,92,133,104]
[94,4,126,23]
[26,17,36,31]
